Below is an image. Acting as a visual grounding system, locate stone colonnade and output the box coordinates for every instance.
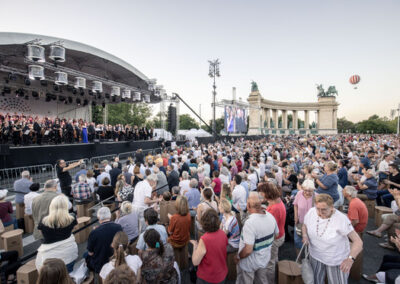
[247,90,339,135]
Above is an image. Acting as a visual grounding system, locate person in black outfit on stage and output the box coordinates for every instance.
[33,118,42,145]
[53,119,62,144]
[65,121,74,144]
[88,122,95,142]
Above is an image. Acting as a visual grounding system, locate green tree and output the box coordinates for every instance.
[337,117,356,133]
[107,103,152,126]
[201,117,224,134]
[151,111,167,129]
[179,114,199,130]
[92,105,104,124]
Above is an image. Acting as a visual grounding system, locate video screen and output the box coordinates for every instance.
[224,106,247,133]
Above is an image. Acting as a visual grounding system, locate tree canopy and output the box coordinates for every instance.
[338,115,397,133]
[179,114,199,130]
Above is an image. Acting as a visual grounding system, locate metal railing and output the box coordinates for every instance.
[0,164,55,190]
[89,154,118,166]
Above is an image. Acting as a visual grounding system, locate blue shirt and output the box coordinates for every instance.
[363,177,378,199]
[13,178,33,204]
[185,188,201,209]
[74,169,88,182]
[316,173,339,202]
[359,157,371,174]
[241,181,250,200]
[136,224,168,251]
[338,168,348,188]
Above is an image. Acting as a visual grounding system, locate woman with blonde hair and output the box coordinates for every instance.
[36,195,78,272]
[115,201,139,243]
[99,231,142,280]
[219,198,240,252]
[167,195,191,248]
[220,183,232,204]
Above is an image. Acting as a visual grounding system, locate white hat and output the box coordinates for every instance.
[0,190,8,200]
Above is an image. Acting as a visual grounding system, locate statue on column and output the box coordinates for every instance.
[316,84,338,97]
[251,81,259,93]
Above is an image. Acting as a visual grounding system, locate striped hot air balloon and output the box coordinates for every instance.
[349,75,361,89]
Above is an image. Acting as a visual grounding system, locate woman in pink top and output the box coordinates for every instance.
[211,170,222,196]
[258,182,286,284]
[191,209,228,284]
[293,179,315,252]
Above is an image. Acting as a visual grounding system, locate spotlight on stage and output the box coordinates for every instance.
[58,96,65,102]
[133,92,141,101]
[68,97,73,103]
[76,98,81,105]
[91,101,96,106]
[92,81,102,93]
[28,65,45,80]
[55,71,68,85]
[3,87,11,94]
[102,101,106,108]
[72,88,77,95]
[88,90,93,96]
[16,89,25,97]
[83,99,88,106]
[122,89,131,99]
[112,96,116,102]
[144,94,150,103]
[97,93,102,99]
[24,78,31,86]
[79,88,85,96]
[105,93,110,99]
[75,77,86,89]
[111,86,120,97]
[32,91,39,99]
[49,44,66,62]
[40,80,48,87]
[53,84,59,92]
[51,94,57,100]
[27,44,45,62]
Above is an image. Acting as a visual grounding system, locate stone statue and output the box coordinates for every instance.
[251,81,259,93]
[316,84,338,97]
[326,86,338,96]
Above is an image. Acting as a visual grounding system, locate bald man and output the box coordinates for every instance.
[235,192,279,284]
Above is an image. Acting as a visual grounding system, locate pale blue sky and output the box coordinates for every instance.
[1,0,399,122]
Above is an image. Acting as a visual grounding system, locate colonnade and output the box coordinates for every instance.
[248,90,339,135]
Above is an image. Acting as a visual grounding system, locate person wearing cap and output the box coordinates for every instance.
[0,189,16,229]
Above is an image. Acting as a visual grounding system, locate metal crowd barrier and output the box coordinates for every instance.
[0,164,55,190]
[89,154,118,166]
[118,151,135,162]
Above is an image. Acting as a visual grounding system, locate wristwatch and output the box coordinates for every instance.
[348,256,355,262]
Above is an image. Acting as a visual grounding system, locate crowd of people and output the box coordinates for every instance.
[2,134,400,283]
[0,112,154,146]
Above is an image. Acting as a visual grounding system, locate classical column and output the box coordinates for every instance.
[317,110,321,129]
[333,109,337,129]
[272,109,278,129]
[304,110,309,129]
[293,110,298,129]
[266,108,271,128]
[282,110,288,129]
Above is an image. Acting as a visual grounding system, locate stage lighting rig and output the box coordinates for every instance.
[28,65,45,80]
[76,98,81,105]
[26,42,45,62]
[79,88,85,96]
[24,78,31,86]
[68,97,73,103]
[102,102,106,108]
[3,87,11,94]
[8,73,17,81]
[83,99,88,106]
[32,91,39,99]
[49,42,66,62]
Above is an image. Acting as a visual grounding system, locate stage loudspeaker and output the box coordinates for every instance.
[0,145,10,155]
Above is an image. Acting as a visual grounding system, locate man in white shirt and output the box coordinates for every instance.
[132,174,160,232]
[232,174,247,212]
[102,160,112,173]
[236,192,279,284]
[248,167,258,191]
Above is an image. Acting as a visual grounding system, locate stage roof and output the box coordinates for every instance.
[0,32,161,105]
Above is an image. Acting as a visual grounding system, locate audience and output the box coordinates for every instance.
[35,195,78,272]
[115,201,139,243]
[141,229,178,283]
[86,207,122,273]
[167,195,191,248]
[0,189,16,229]
[191,209,228,284]
[219,198,240,253]
[36,258,74,284]
[99,231,142,280]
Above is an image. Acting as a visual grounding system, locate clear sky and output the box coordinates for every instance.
[1,0,399,123]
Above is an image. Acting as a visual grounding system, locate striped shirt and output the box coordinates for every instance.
[238,212,279,272]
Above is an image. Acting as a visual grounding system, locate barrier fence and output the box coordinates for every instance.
[0,164,55,190]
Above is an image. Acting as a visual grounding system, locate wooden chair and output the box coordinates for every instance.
[375,206,393,227]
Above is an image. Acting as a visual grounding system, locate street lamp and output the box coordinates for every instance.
[208,59,220,136]
[391,103,400,135]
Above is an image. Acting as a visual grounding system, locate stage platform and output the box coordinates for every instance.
[1,140,163,169]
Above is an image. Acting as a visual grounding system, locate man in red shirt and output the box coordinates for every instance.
[343,186,368,234]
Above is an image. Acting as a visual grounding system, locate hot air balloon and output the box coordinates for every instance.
[349,75,361,89]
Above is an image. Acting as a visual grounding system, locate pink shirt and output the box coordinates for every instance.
[293,190,314,224]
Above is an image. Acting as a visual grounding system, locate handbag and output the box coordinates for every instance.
[296,243,314,284]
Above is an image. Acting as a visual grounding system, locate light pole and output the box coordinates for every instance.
[208,59,220,136]
[391,103,400,135]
